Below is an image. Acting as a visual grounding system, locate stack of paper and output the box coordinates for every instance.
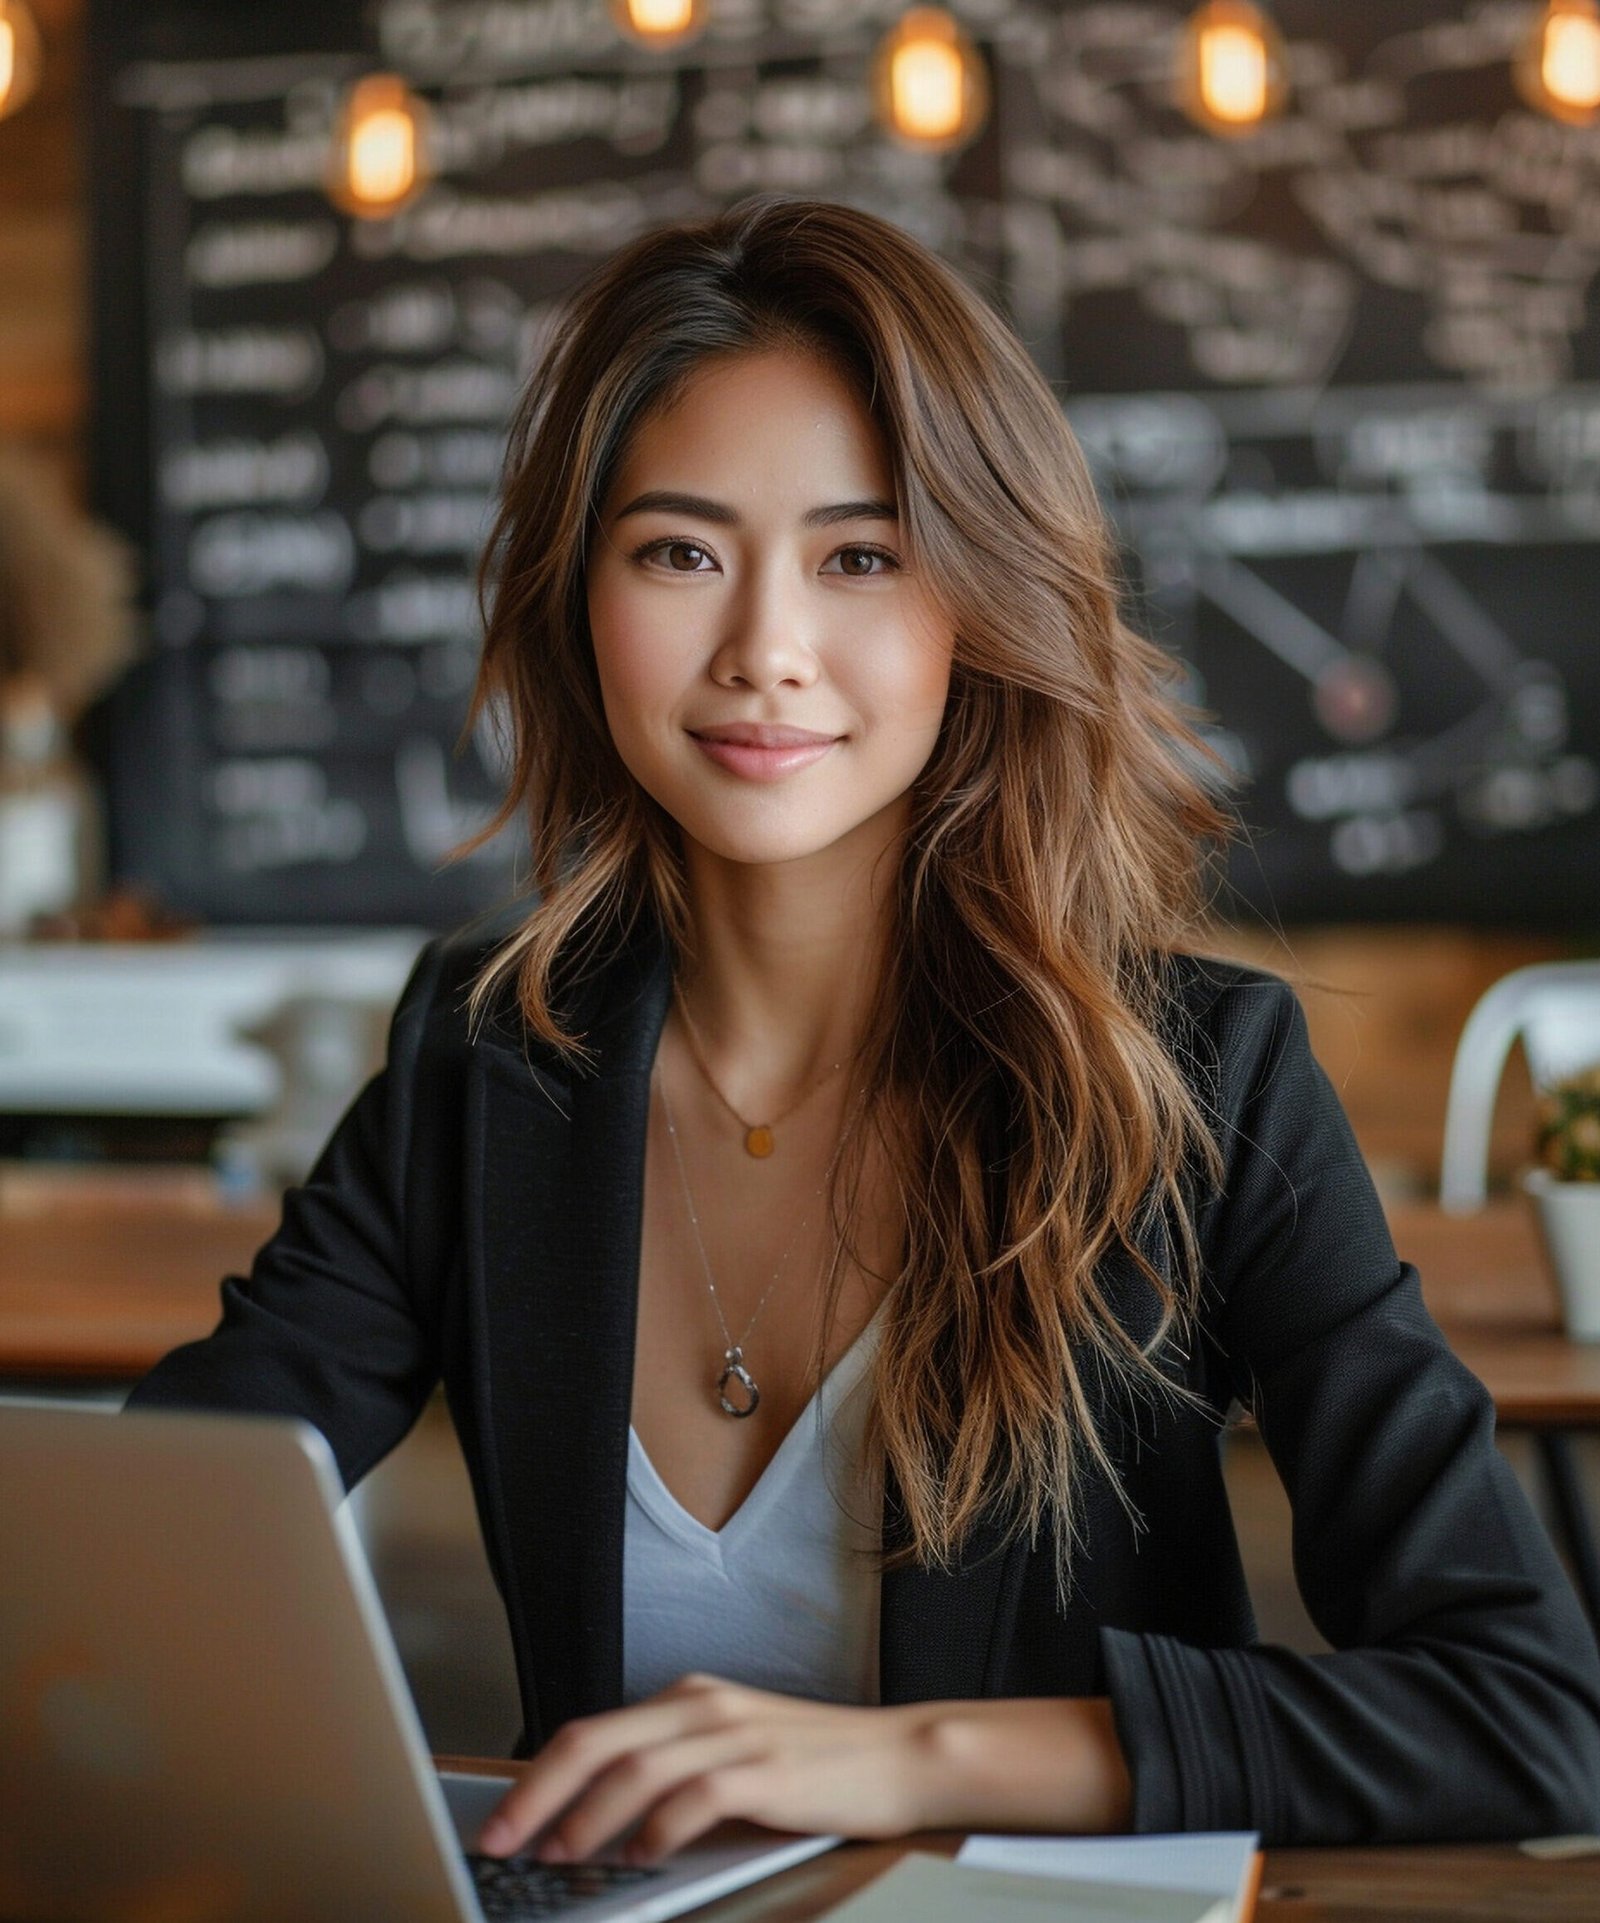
[818,1832,1261,1923]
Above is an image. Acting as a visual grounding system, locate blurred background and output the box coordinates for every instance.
[2,0,1598,1757]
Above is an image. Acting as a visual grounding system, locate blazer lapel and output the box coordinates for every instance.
[465,936,672,1748]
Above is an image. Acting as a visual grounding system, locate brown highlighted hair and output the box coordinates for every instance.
[469,197,1231,1585]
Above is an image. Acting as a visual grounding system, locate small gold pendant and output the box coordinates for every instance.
[744,1124,776,1158]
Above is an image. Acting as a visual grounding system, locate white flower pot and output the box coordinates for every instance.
[1524,1168,1600,1343]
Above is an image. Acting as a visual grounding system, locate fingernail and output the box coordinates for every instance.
[479,1820,511,1854]
[539,1839,569,1864]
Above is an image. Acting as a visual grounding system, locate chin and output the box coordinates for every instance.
[677,796,913,873]
[683,823,847,868]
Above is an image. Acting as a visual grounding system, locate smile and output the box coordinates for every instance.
[688,725,840,782]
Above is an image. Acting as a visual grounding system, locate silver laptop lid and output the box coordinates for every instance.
[0,1404,478,1923]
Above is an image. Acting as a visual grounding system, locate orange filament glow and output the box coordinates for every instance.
[875,10,987,150]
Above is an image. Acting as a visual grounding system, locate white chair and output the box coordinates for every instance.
[1439,961,1600,1632]
[1439,961,1600,1213]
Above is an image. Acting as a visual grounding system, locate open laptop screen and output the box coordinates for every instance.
[0,1405,835,1922]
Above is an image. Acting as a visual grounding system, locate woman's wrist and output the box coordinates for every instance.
[899,1696,1133,1835]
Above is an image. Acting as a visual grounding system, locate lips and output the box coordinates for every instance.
[688,722,841,781]
[690,723,839,748]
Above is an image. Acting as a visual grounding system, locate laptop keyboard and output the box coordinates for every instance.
[465,1851,663,1918]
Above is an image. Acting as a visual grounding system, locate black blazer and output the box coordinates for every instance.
[129,925,1600,1844]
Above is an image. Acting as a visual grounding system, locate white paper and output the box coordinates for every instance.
[958,1833,1258,1907]
[822,1853,1231,1923]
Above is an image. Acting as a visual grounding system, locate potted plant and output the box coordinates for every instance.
[1525,1065,1600,1342]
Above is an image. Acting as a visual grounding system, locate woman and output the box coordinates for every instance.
[129,197,1600,1859]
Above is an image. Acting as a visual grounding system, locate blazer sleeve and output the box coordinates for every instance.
[123,939,449,1492]
[1101,973,1600,1843]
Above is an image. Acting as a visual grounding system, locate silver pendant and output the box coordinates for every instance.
[716,1347,760,1418]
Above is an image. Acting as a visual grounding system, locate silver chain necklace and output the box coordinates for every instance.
[656,1069,865,1418]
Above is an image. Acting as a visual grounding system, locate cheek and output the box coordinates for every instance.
[587,580,672,736]
[875,619,955,734]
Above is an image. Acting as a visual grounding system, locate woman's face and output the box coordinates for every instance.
[586,348,956,874]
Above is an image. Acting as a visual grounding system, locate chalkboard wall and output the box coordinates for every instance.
[88,0,1600,928]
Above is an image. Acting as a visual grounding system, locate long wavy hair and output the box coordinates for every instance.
[469,196,1231,1584]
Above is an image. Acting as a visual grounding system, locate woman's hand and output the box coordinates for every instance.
[477,1677,930,1864]
[476,1676,1132,1864]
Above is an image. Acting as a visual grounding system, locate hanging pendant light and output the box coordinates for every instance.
[611,0,705,49]
[873,8,989,151]
[0,0,42,124]
[1177,0,1287,136]
[328,74,432,220]
[1518,0,1600,124]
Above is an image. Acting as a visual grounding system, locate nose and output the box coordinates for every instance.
[708,561,820,693]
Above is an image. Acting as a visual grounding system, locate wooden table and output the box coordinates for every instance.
[435,1760,1600,1922]
[1390,1202,1600,1427]
[0,1168,278,1380]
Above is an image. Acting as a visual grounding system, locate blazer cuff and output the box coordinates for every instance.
[1101,1629,1283,1836]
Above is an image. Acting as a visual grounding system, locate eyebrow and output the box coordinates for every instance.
[610,490,898,528]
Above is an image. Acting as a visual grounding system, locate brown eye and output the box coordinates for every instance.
[666,542,708,571]
[826,545,895,577]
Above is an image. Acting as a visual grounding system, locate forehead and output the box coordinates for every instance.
[602,348,893,509]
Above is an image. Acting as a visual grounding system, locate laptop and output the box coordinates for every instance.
[0,1403,837,1921]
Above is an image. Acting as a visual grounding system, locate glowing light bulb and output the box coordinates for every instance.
[611,0,703,47]
[330,75,431,220]
[1200,23,1267,122]
[874,9,988,151]
[1178,1,1285,136]
[0,0,42,124]
[1519,0,1600,123]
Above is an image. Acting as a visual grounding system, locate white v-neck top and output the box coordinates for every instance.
[622,1310,884,1707]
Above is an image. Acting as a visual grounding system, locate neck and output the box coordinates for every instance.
[674,830,899,1107]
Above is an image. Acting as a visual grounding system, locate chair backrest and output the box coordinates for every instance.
[1439,961,1600,1212]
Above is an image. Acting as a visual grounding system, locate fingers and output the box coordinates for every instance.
[474,1677,910,1866]
[477,1675,757,1857]
[625,1761,775,1864]
[540,1731,755,1864]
